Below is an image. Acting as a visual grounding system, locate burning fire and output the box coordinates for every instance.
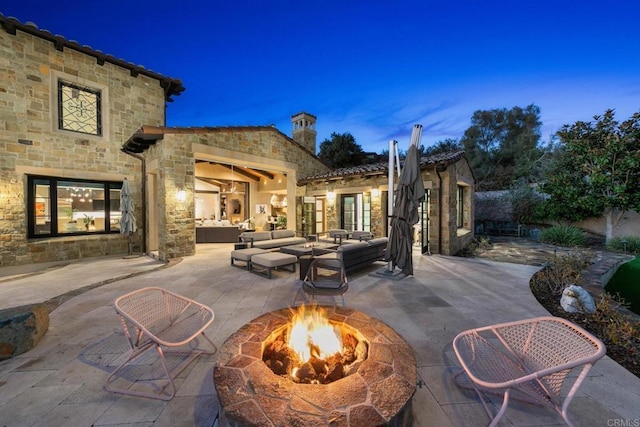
[262,305,367,384]
[287,305,342,363]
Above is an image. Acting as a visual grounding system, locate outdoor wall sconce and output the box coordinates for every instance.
[176,189,187,203]
[326,191,336,202]
[371,188,380,198]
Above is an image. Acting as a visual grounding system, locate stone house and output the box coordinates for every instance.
[0,15,475,267]
[298,151,475,256]
[0,15,182,266]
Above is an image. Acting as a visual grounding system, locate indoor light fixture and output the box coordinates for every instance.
[371,188,380,197]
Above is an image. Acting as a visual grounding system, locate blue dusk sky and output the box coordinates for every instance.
[3,1,639,154]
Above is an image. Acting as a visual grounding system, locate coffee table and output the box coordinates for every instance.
[279,242,337,257]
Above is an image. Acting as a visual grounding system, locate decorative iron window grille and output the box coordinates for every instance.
[58,80,102,136]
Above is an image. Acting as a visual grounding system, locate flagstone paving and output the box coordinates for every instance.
[0,240,638,426]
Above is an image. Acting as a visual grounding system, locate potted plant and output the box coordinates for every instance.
[83,214,94,230]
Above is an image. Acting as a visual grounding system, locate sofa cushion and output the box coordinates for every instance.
[252,236,306,249]
[337,242,368,252]
[367,237,388,246]
[351,231,374,241]
[240,231,272,242]
[271,229,296,239]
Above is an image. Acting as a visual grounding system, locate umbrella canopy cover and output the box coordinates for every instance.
[119,178,137,234]
[387,129,425,276]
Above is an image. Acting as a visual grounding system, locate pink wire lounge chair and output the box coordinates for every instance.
[105,287,216,400]
[452,316,606,427]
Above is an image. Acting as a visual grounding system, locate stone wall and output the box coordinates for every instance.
[0,28,167,267]
[0,304,49,360]
[443,160,475,256]
[145,129,330,260]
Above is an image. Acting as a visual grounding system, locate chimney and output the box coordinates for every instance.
[291,112,317,154]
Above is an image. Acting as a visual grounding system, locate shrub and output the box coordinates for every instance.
[530,248,594,297]
[507,181,546,224]
[530,250,640,379]
[607,236,640,254]
[456,236,492,257]
[540,226,586,246]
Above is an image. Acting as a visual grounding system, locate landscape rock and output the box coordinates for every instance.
[560,285,596,314]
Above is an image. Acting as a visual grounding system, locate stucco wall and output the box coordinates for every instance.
[575,210,640,238]
[0,28,166,267]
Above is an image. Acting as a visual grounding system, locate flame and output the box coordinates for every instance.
[287,305,342,363]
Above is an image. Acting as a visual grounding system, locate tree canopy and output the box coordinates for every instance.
[460,105,544,190]
[540,109,640,241]
[318,132,366,169]
[422,138,463,156]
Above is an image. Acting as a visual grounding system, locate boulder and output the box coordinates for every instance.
[560,285,596,314]
[0,304,49,360]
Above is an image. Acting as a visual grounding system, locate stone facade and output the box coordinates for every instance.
[301,152,475,256]
[0,18,177,267]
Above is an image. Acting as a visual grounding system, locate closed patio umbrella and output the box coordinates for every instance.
[387,125,425,276]
[120,178,137,256]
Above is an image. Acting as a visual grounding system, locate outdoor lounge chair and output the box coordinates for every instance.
[105,287,217,400]
[299,257,348,305]
[452,316,606,427]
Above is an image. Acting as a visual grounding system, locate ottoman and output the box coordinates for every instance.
[250,252,297,279]
[231,248,267,270]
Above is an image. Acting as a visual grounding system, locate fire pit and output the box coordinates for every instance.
[213,306,417,426]
[262,305,369,384]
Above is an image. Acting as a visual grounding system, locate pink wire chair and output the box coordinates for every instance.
[453,316,606,426]
[105,287,216,400]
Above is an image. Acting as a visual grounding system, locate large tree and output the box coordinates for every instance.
[541,109,640,242]
[422,138,463,156]
[461,105,544,190]
[318,132,366,169]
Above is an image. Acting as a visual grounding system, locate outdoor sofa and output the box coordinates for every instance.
[319,229,375,244]
[314,237,388,273]
[238,230,306,249]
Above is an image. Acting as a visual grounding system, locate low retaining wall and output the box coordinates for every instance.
[0,304,49,360]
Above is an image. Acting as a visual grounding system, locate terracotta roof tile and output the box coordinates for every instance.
[298,150,466,184]
[0,14,184,101]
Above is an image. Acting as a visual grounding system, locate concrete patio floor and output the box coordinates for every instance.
[0,243,638,426]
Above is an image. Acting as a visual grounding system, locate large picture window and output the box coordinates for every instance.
[28,176,122,238]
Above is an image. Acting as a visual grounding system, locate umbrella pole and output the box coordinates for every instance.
[386,140,398,272]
